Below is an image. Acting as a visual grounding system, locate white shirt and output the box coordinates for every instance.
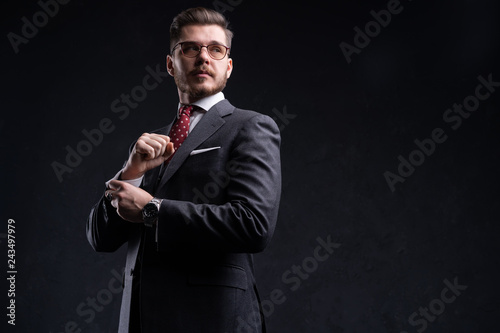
[107,92,225,187]
[184,91,225,133]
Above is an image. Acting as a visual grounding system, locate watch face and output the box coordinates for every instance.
[144,203,158,219]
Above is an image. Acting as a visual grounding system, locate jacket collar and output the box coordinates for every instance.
[145,99,234,193]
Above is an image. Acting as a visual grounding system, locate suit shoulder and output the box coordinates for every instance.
[217,100,270,122]
[235,108,278,131]
[227,107,280,142]
[232,107,260,118]
[229,106,276,126]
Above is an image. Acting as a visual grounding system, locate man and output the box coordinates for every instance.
[87,7,281,333]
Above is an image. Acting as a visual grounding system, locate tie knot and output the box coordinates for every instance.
[179,105,194,117]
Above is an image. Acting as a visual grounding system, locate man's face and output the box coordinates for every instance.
[167,24,233,104]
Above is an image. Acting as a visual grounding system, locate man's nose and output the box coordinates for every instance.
[195,47,211,64]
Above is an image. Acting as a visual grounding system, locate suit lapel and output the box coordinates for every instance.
[156,99,234,191]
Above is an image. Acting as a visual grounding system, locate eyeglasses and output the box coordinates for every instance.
[172,41,230,60]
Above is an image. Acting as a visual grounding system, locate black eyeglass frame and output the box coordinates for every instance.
[171,41,231,60]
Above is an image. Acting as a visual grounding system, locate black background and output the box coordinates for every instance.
[1,0,499,332]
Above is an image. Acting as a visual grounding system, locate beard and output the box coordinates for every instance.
[174,66,228,100]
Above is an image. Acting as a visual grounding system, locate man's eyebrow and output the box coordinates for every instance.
[209,40,227,45]
[182,40,227,46]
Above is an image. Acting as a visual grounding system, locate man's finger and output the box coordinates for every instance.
[104,189,119,208]
[108,179,125,190]
[105,191,114,201]
[162,142,175,158]
[136,138,160,159]
[148,135,171,158]
[137,136,167,159]
[153,134,171,143]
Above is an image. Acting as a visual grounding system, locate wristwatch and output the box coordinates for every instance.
[142,198,163,227]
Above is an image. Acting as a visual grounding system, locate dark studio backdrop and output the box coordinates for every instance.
[1,0,499,332]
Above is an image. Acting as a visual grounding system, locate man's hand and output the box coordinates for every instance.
[121,133,175,180]
[106,180,153,223]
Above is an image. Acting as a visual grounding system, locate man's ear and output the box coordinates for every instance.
[226,58,233,79]
[166,55,175,77]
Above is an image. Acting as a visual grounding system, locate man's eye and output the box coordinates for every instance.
[183,44,200,51]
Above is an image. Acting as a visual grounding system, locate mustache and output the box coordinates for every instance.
[190,67,215,76]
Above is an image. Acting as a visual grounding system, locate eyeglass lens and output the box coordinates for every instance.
[180,42,227,59]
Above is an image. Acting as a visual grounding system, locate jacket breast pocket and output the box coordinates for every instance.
[187,145,224,165]
[183,146,227,183]
[188,264,247,290]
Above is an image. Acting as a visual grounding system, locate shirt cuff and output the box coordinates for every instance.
[105,169,144,188]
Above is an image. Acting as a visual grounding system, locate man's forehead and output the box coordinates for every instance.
[180,24,227,43]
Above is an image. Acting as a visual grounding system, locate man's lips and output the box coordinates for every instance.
[191,69,213,77]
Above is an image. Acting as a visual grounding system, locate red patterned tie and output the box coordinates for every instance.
[166,105,193,162]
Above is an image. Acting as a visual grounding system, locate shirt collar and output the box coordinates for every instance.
[177,92,225,116]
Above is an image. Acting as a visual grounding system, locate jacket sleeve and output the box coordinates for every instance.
[156,114,282,253]
[86,140,139,253]
[87,191,131,252]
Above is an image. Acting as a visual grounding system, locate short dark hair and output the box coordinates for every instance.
[169,7,233,53]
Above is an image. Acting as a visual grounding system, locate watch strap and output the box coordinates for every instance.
[143,198,162,227]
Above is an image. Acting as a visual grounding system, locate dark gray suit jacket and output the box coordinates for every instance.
[87,99,281,332]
